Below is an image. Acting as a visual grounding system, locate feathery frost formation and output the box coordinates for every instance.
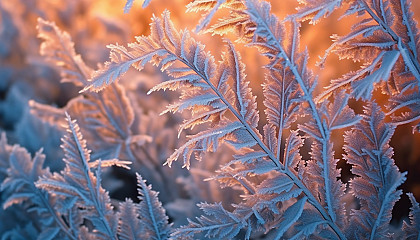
[0,0,419,239]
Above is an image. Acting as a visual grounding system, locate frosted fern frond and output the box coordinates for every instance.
[30,84,143,163]
[37,18,92,87]
[136,173,171,240]
[34,19,144,161]
[318,50,401,101]
[81,43,139,92]
[82,10,186,92]
[240,0,331,163]
[36,113,118,240]
[222,40,259,126]
[75,84,134,141]
[292,0,343,24]
[84,11,260,169]
[387,0,420,82]
[202,133,328,238]
[117,174,171,240]
[263,68,302,131]
[1,147,50,209]
[185,0,251,36]
[244,0,286,61]
[174,174,308,240]
[403,193,420,239]
[31,83,142,161]
[242,0,318,117]
[395,0,420,63]
[68,83,141,160]
[41,1,420,239]
[89,158,131,170]
[298,91,359,232]
[300,140,346,227]
[344,102,407,239]
[181,1,364,238]
[1,144,76,240]
[262,66,304,164]
[30,85,138,163]
[240,2,357,237]
[84,7,324,238]
[318,0,420,101]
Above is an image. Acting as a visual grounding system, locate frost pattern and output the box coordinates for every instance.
[1,0,419,239]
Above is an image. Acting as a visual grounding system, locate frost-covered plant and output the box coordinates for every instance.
[1,0,420,239]
[1,115,170,239]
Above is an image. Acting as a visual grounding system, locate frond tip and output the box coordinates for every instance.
[36,112,118,239]
[37,18,91,87]
[136,173,171,240]
[403,193,420,239]
[117,173,171,240]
